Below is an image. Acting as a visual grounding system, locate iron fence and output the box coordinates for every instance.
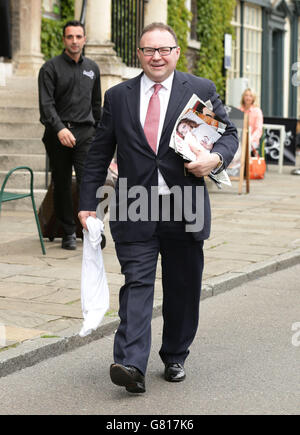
[111,0,146,67]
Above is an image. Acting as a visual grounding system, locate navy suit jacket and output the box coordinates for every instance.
[79,70,239,243]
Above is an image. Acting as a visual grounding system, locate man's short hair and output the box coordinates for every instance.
[139,22,178,46]
[63,20,85,36]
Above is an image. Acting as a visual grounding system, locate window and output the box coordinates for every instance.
[226,1,241,104]
[190,0,198,41]
[186,0,200,49]
[227,1,241,81]
[243,3,262,105]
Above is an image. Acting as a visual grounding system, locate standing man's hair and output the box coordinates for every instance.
[139,22,178,45]
[63,20,85,36]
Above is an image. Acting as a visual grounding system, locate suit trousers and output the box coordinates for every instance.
[114,196,204,375]
[43,125,95,235]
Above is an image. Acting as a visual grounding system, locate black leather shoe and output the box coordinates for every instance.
[110,363,145,393]
[164,363,186,382]
[62,233,77,250]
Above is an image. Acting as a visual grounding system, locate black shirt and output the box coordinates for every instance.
[38,51,102,133]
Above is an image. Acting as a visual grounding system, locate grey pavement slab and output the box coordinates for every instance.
[0,160,300,378]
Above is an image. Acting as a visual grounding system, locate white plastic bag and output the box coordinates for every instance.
[79,217,109,337]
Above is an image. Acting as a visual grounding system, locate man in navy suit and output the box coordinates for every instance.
[78,22,238,394]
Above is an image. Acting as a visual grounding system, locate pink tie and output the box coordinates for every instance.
[144,84,162,153]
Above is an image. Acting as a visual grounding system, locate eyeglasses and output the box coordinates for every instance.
[139,46,177,56]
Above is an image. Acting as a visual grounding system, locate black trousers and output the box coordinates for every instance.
[113,199,204,375]
[43,124,95,235]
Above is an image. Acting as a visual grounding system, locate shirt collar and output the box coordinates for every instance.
[142,72,174,94]
[62,50,84,64]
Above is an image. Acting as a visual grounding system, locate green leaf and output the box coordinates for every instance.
[194,0,236,99]
[41,0,75,60]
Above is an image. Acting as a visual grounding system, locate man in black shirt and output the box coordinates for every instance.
[38,20,101,250]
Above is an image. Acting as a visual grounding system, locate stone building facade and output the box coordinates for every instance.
[1,0,169,96]
[2,0,300,117]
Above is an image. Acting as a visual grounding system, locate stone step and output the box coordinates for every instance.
[0,122,44,139]
[0,76,39,107]
[0,188,46,210]
[0,154,46,172]
[0,170,47,190]
[0,138,45,154]
[4,75,39,91]
[0,107,40,123]
[0,92,39,107]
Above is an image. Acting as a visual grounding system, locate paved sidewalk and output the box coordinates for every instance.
[0,160,300,377]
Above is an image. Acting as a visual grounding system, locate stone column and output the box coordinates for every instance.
[144,0,167,26]
[81,0,124,96]
[14,0,44,76]
[74,0,82,20]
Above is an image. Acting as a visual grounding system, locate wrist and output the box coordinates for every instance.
[210,152,224,174]
[212,152,221,168]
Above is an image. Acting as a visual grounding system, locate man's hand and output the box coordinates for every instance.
[78,211,97,230]
[184,145,221,177]
[57,128,76,148]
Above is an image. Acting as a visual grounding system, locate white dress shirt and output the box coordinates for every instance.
[140,72,174,195]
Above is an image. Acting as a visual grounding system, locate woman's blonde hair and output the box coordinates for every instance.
[240,88,257,107]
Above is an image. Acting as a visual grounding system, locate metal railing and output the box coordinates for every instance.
[111,0,146,68]
[80,0,88,25]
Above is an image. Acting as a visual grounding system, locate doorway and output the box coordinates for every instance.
[270,30,284,116]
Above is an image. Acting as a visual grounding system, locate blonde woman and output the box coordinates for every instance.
[240,88,263,151]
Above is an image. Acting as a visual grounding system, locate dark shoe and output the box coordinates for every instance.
[110,363,145,393]
[291,168,300,175]
[164,363,186,382]
[62,233,77,250]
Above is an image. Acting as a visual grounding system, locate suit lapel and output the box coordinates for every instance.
[125,73,142,132]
